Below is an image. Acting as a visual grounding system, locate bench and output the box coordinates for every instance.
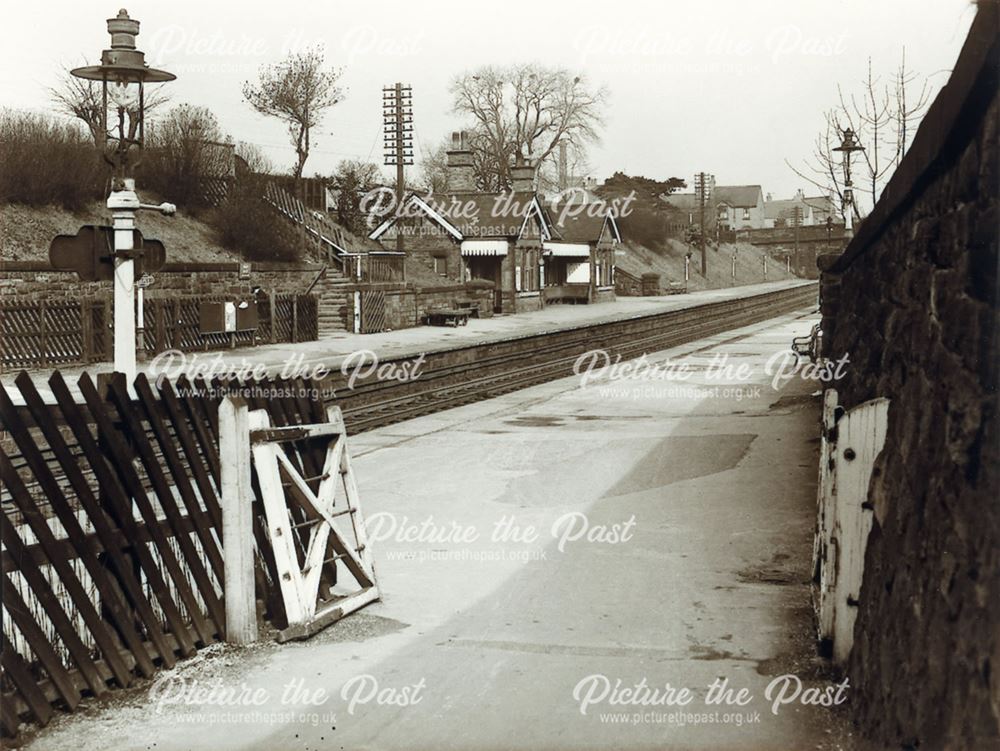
[424,308,472,327]
[791,324,822,362]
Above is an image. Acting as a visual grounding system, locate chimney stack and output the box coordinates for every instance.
[511,156,535,193]
[446,131,476,193]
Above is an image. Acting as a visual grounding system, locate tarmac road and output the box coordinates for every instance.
[24,309,867,751]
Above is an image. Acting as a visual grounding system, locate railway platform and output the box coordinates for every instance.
[2,281,817,399]
[23,307,862,751]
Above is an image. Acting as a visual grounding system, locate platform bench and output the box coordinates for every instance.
[424,308,472,327]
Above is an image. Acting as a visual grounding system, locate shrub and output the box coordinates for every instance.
[206,170,301,262]
[618,207,670,251]
[0,110,104,210]
[138,104,232,212]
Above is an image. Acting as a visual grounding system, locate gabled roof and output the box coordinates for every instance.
[369,191,552,242]
[545,200,622,244]
[764,197,812,221]
[663,185,763,211]
[713,185,763,208]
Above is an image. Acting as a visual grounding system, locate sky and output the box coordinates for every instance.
[0,0,978,199]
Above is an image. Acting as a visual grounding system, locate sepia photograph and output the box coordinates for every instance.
[0,1,996,749]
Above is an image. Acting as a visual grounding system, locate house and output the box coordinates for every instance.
[713,185,766,231]
[369,132,618,313]
[764,189,814,228]
[763,190,842,228]
[664,184,767,231]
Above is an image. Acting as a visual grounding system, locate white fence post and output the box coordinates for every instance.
[219,395,258,644]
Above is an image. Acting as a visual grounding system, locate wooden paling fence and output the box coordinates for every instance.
[0,294,317,372]
[141,294,316,351]
[0,300,110,371]
[0,370,339,738]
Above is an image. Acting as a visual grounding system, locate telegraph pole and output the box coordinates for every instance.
[694,172,712,276]
[793,204,801,275]
[383,83,413,251]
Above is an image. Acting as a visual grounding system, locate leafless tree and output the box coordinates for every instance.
[418,138,450,193]
[892,47,932,158]
[836,59,896,211]
[49,63,169,146]
[786,52,934,217]
[450,64,608,190]
[785,109,847,210]
[242,48,344,179]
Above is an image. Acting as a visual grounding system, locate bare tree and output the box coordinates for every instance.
[450,64,608,190]
[892,47,932,158]
[836,59,895,211]
[242,48,344,179]
[785,110,847,211]
[49,63,169,146]
[418,138,450,193]
[786,51,934,217]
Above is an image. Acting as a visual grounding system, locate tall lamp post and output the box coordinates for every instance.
[833,127,864,240]
[72,9,175,380]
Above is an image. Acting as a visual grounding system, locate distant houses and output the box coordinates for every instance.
[763,189,839,228]
[663,185,767,231]
[665,183,841,234]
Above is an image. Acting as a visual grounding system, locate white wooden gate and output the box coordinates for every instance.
[813,388,890,664]
[221,398,379,644]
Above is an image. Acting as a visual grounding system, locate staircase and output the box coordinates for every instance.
[263,181,364,335]
[263,181,360,265]
[314,269,353,336]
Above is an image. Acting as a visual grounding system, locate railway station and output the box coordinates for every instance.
[0,2,997,751]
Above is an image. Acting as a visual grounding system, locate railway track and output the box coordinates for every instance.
[334,283,818,434]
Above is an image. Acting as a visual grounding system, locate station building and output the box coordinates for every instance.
[369,132,619,314]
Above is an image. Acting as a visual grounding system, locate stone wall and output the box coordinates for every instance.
[736,226,847,280]
[819,8,998,748]
[0,262,322,303]
[346,282,495,332]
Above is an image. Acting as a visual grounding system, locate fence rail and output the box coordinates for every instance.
[0,371,337,738]
[0,295,317,371]
[0,301,110,371]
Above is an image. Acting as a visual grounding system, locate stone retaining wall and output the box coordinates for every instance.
[819,7,998,748]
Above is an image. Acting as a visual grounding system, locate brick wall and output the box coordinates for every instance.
[819,8,998,748]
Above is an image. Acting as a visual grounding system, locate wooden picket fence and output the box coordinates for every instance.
[0,370,339,738]
[141,293,319,352]
[0,294,317,372]
[0,300,110,371]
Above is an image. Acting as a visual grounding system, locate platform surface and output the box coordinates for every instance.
[2,281,816,396]
[23,309,864,751]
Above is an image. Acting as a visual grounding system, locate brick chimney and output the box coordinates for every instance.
[446,131,476,193]
[511,157,535,193]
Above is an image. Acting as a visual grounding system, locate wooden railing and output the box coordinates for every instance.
[0,372,338,739]
[349,252,406,283]
[0,300,110,371]
[263,182,357,267]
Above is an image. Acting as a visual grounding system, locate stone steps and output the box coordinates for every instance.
[314,270,352,335]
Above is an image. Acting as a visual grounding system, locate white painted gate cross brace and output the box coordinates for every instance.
[220,397,379,644]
